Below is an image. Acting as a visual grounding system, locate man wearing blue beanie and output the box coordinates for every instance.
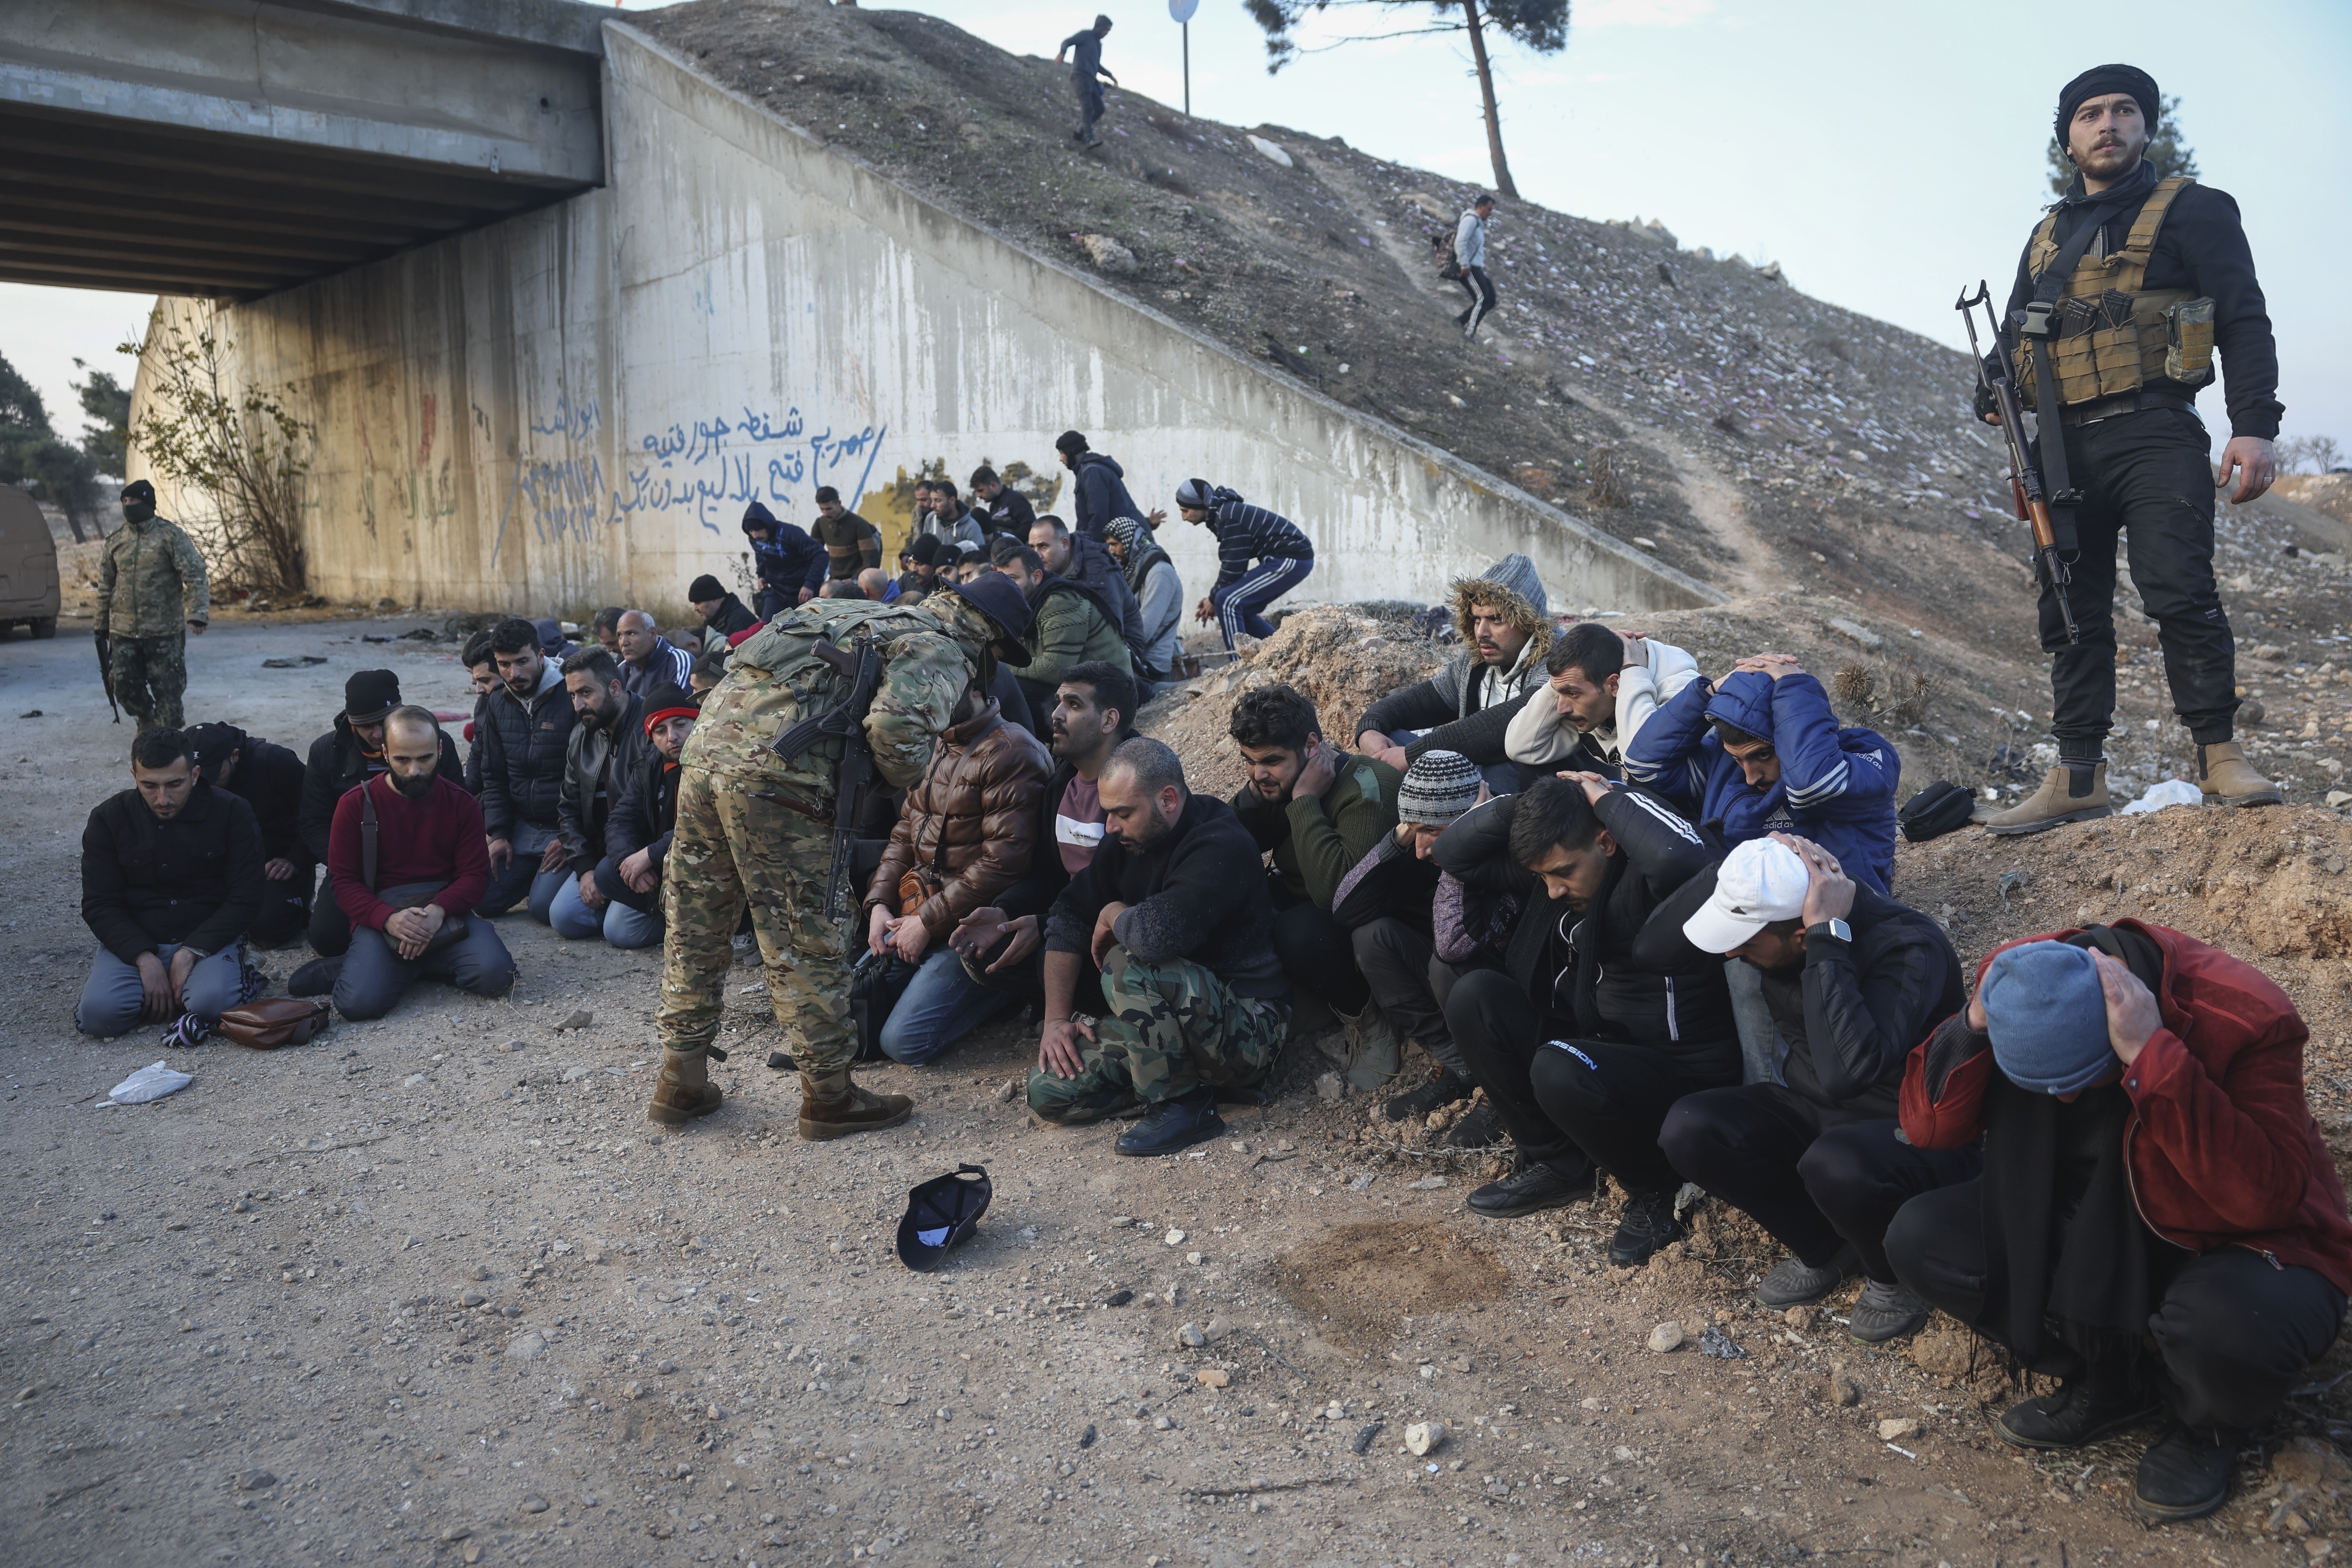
[1888,923,2352,1524]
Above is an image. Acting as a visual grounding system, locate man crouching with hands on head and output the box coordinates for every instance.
[1885,922,2352,1524]
[1027,737,1290,1155]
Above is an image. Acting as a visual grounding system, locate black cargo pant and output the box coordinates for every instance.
[1270,902,1371,1016]
[1351,916,1467,1074]
[1446,967,1737,1192]
[251,861,314,949]
[1886,1180,2344,1433]
[2034,406,2237,755]
[1661,1085,1982,1283]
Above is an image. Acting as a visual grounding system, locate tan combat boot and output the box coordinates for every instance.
[2195,742,2284,808]
[1986,762,2112,837]
[647,1050,724,1127]
[1338,1001,1401,1092]
[797,1068,913,1141]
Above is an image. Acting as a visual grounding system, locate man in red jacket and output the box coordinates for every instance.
[328,707,517,1020]
[1888,921,2351,1524]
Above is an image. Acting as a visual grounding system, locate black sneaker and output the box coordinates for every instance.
[1466,1160,1593,1218]
[1114,1087,1224,1156]
[1386,1067,1472,1123]
[1443,1099,1506,1150]
[288,956,342,998]
[1756,1242,1860,1307]
[2131,1423,2243,1524]
[1845,1279,1932,1344]
[1996,1381,2161,1451]
[1608,1189,1682,1267]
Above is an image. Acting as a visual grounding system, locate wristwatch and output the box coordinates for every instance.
[1806,919,1852,945]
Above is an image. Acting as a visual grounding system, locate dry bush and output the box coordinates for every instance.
[1586,445,1629,509]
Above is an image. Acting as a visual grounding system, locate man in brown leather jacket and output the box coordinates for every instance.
[862,662,1053,1063]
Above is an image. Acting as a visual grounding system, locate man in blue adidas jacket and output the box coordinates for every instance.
[1623,655,1900,895]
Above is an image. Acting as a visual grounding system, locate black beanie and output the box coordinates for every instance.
[2054,64,2159,152]
[688,573,725,602]
[910,533,945,566]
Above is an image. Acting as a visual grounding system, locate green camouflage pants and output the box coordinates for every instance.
[655,769,855,1073]
[1027,943,1288,1123]
[110,633,187,731]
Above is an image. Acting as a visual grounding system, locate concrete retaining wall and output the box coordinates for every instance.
[133,24,1719,620]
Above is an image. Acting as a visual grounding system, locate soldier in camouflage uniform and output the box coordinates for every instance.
[647,575,1038,1139]
[96,481,210,732]
[1029,737,1292,1156]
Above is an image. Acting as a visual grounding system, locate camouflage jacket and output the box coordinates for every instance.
[96,517,210,636]
[683,594,1001,806]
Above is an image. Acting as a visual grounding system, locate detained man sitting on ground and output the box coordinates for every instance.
[1506,622,1701,780]
[298,669,461,973]
[475,618,577,920]
[949,661,1137,1008]
[1888,925,2352,1524]
[1654,835,1973,1343]
[615,610,694,701]
[582,683,699,950]
[1226,683,1408,1092]
[690,574,760,642]
[1028,739,1290,1155]
[327,707,515,1020]
[547,648,648,944]
[862,649,1052,1064]
[1357,554,1552,795]
[996,543,1133,734]
[1436,774,1737,1261]
[186,720,312,950]
[77,727,264,1040]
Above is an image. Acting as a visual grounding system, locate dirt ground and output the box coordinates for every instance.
[6,607,2352,1568]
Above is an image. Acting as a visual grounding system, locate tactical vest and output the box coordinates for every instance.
[2012,176,2216,409]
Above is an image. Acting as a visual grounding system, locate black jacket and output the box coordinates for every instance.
[1046,791,1288,1001]
[1438,786,1735,1078]
[980,486,1037,535]
[1637,881,1963,1117]
[216,736,309,868]
[2005,161,2281,440]
[595,749,682,912]
[82,783,265,962]
[300,715,463,867]
[556,695,647,873]
[477,664,576,836]
[701,592,760,640]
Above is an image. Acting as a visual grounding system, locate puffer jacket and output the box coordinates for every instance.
[864,699,1053,937]
[95,516,210,635]
[477,661,575,836]
[556,693,646,872]
[1021,576,1133,687]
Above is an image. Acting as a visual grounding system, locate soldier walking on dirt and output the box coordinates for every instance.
[645,576,1037,1140]
[95,479,208,732]
[1984,64,2285,835]
[1056,14,1116,149]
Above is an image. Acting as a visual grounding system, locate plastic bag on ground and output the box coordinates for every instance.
[110,1060,193,1104]
[2120,778,2203,815]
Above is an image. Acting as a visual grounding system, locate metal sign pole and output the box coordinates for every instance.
[1169,0,1198,116]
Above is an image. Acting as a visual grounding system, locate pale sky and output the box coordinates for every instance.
[9,0,2347,463]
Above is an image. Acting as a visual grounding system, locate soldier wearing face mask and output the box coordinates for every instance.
[94,480,209,731]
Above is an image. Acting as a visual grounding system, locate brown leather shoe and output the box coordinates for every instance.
[647,1051,724,1127]
[2195,742,2283,808]
[797,1069,913,1141]
[1986,762,2111,837]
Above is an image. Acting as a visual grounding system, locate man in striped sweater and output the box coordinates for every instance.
[1175,479,1314,650]
[615,610,695,702]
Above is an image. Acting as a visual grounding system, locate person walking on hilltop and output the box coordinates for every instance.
[1984,65,2284,835]
[1056,14,1117,149]
[1174,478,1313,650]
[1454,195,1498,341]
[95,479,208,732]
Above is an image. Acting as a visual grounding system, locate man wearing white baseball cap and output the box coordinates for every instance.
[1650,833,1975,1344]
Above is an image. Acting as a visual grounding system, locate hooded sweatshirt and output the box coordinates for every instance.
[1624,670,1900,894]
[742,504,828,597]
[1067,452,1142,542]
[1356,554,1552,767]
[1506,634,1702,775]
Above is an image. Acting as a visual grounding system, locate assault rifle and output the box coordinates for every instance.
[1956,280,2080,644]
[768,633,884,924]
[94,628,120,722]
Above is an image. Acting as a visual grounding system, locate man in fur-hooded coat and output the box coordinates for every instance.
[1355,553,1553,793]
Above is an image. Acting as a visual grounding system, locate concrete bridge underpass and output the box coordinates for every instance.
[0,0,608,299]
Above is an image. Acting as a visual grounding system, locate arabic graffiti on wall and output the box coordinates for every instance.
[495,399,887,565]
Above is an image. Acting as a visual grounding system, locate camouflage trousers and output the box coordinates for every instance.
[1027,944,1289,1123]
[111,633,187,731]
[654,769,856,1074]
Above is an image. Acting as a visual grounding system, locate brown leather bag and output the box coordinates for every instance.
[217,998,332,1051]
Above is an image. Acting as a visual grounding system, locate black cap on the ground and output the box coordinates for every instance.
[896,1165,993,1272]
[343,669,401,720]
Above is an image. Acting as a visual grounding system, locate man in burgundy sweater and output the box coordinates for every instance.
[328,706,516,1020]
